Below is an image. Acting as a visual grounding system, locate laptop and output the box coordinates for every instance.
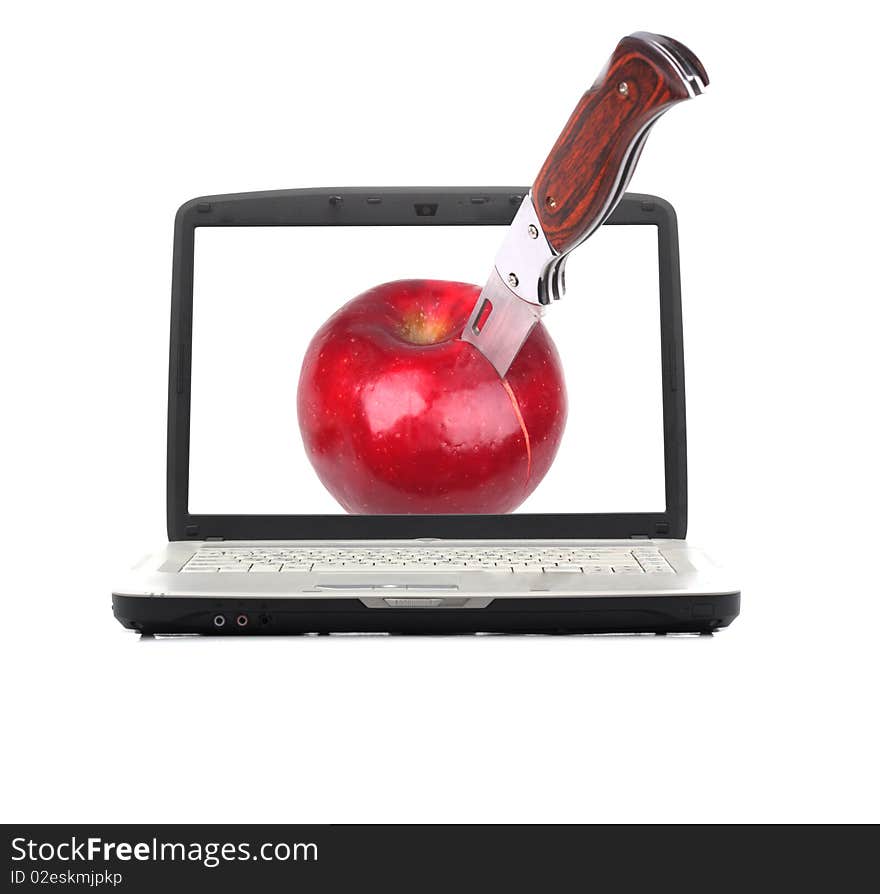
[112,186,740,635]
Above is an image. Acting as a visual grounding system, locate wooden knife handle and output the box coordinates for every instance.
[533,32,708,255]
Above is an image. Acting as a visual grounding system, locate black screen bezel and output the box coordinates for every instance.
[167,187,687,541]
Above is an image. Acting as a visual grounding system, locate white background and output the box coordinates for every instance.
[2,0,878,824]
[190,224,665,513]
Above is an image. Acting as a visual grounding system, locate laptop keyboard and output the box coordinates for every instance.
[181,546,676,575]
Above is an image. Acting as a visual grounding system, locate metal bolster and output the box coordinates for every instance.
[492,194,560,306]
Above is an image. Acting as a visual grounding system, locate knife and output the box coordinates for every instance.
[461,31,709,377]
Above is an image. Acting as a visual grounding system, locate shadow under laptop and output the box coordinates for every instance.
[138,631,714,642]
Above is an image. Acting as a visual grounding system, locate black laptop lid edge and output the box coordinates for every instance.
[166,187,687,541]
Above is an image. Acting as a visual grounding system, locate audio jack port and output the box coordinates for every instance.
[213,614,226,628]
[235,614,249,628]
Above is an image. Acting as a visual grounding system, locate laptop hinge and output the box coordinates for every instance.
[630,534,650,539]
[205,536,224,541]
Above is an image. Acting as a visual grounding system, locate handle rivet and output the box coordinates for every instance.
[507,273,519,287]
[546,196,557,209]
[618,81,629,96]
[527,224,539,239]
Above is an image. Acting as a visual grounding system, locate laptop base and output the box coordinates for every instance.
[113,592,740,636]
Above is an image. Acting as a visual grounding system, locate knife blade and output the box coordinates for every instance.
[461,31,708,377]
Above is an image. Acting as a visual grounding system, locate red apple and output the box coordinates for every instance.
[297,279,567,513]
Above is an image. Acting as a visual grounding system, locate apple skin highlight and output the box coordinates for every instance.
[297,279,567,514]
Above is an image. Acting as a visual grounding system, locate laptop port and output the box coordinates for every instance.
[212,614,226,628]
[235,614,249,627]
[259,614,272,627]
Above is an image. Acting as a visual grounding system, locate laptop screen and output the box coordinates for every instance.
[188,221,666,516]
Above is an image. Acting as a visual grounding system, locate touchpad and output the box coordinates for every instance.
[314,574,459,591]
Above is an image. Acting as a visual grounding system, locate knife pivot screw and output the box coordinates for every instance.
[546,196,557,209]
[618,81,630,96]
[507,273,519,288]
[527,224,539,239]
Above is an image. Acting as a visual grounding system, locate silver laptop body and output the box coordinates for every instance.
[113,187,739,635]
